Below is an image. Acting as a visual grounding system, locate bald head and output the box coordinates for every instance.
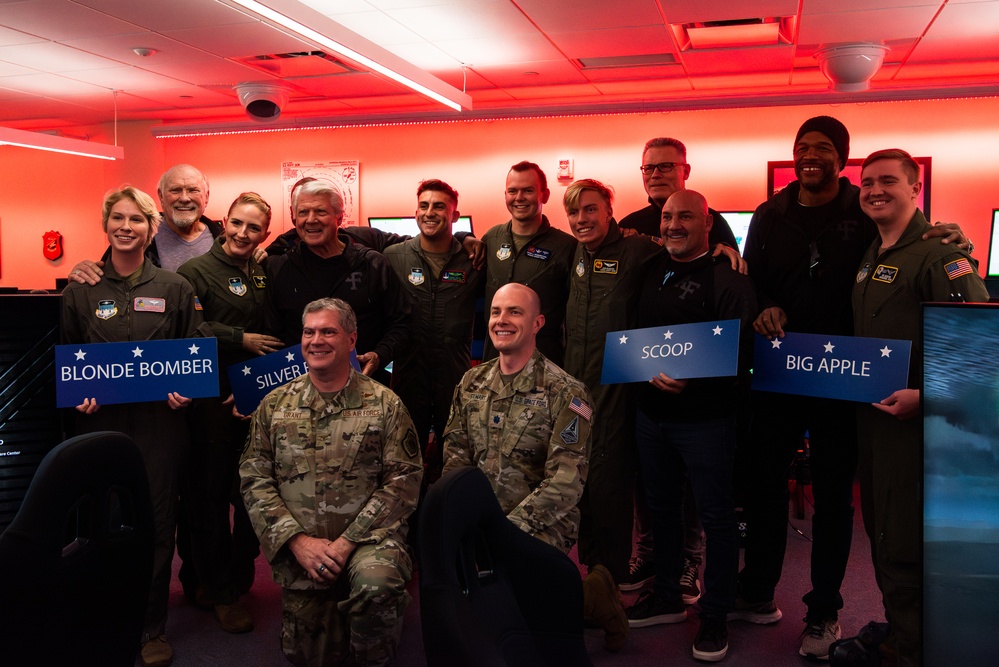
[489,283,544,371]
[661,190,713,262]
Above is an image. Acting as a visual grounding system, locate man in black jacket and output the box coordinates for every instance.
[264,180,410,386]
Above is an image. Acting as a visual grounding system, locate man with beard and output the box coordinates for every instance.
[68,164,222,282]
[738,117,969,661]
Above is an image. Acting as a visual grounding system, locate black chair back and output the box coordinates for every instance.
[0,431,154,666]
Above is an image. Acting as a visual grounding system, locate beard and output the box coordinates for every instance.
[169,209,199,228]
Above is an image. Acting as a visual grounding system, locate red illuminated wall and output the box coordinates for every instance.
[2,97,997,290]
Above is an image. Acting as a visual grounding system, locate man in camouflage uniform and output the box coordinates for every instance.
[240,298,423,667]
[442,282,591,553]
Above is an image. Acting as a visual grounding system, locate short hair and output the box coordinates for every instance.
[157,164,208,195]
[509,160,549,192]
[102,186,161,248]
[301,297,357,334]
[563,178,614,211]
[643,137,687,160]
[417,179,459,206]
[228,192,272,227]
[862,149,921,184]
[293,180,344,213]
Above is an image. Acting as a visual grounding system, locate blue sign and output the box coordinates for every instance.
[752,332,912,403]
[601,319,741,385]
[227,345,360,416]
[56,337,219,408]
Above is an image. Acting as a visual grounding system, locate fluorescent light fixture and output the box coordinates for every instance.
[221,0,472,112]
[0,125,124,160]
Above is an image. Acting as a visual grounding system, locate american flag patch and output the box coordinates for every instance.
[569,396,592,420]
[944,258,974,281]
[194,296,203,311]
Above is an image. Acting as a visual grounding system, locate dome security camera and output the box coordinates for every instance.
[234,83,289,122]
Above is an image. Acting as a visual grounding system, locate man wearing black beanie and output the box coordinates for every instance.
[735,116,969,663]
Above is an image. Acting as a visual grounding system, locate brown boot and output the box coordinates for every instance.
[215,599,254,633]
[583,564,629,652]
[140,635,173,667]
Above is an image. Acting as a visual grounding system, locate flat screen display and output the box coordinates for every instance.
[716,211,753,255]
[368,216,473,237]
[923,302,999,665]
[987,209,999,277]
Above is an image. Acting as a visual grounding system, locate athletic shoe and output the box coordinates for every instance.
[692,615,729,662]
[681,558,702,604]
[728,596,783,624]
[582,564,629,651]
[626,590,687,628]
[799,616,841,661]
[619,555,656,592]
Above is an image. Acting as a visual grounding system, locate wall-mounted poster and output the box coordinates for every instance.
[767,157,932,220]
[281,160,359,229]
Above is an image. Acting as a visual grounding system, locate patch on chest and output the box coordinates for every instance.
[95,300,118,320]
[342,408,383,418]
[872,265,898,283]
[496,244,512,261]
[134,297,165,312]
[228,277,247,296]
[593,259,618,275]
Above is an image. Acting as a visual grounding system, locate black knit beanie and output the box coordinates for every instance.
[795,116,849,169]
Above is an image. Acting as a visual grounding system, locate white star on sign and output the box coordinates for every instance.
[712,326,723,336]
[242,366,252,376]
[132,347,143,358]
[74,349,86,360]
[619,335,629,344]
[663,330,673,340]
[771,338,782,349]
[188,343,200,355]
[880,346,892,358]
[286,352,296,362]
[823,342,835,353]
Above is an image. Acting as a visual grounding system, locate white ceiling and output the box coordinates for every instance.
[1,0,998,133]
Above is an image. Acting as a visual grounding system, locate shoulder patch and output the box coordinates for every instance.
[944,258,974,280]
[569,396,592,421]
[560,415,580,445]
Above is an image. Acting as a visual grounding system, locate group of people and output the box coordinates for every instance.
[60,114,987,667]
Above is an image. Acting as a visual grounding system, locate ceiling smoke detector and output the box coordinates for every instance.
[814,42,890,92]
[234,83,289,122]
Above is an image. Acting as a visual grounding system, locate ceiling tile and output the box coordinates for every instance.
[73,0,255,31]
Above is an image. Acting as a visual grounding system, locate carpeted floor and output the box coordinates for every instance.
[148,482,884,666]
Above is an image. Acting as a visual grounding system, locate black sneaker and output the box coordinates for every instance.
[626,591,687,628]
[693,616,729,662]
[728,596,782,624]
[620,555,655,592]
[680,558,701,604]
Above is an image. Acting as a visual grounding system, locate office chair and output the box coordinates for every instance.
[0,431,154,666]
[418,466,592,667]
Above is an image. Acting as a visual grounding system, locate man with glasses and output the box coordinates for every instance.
[619,138,738,603]
[620,138,737,249]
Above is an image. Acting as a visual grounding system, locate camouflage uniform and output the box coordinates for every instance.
[442,349,591,553]
[240,369,423,667]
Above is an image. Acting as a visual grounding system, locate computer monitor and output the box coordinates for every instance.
[716,211,754,255]
[987,209,999,277]
[368,216,473,237]
[923,302,999,665]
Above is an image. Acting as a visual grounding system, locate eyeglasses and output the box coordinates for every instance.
[640,162,686,175]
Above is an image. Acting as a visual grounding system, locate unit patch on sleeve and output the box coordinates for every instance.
[560,415,580,444]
